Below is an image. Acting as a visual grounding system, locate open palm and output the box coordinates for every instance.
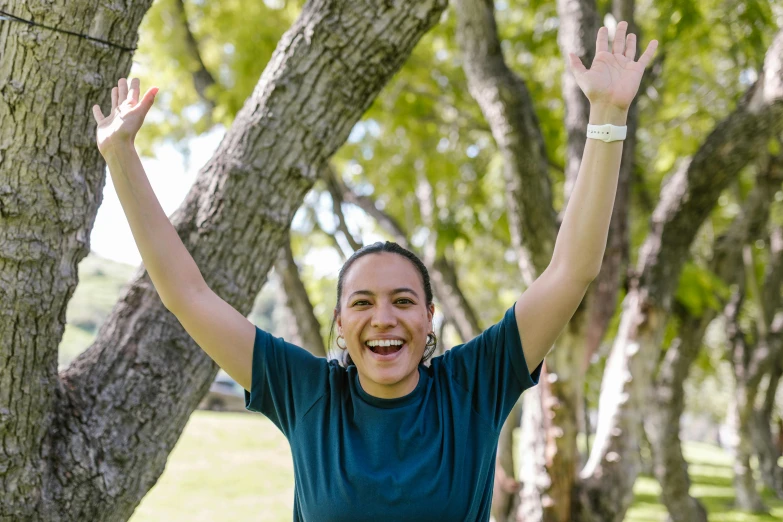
[92,78,158,154]
[568,21,658,110]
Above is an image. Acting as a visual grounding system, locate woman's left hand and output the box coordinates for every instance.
[568,21,658,110]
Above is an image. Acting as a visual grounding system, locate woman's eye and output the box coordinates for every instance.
[396,298,413,305]
[352,300,370,306]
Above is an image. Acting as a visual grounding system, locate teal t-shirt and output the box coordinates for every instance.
[244,304,542,521]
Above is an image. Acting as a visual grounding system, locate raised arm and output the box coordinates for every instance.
[92,78,255,390]
[515,22,657,373]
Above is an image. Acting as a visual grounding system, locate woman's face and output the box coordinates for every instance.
[336,252,434,399]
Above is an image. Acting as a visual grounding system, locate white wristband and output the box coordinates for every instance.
[587,124,627,142]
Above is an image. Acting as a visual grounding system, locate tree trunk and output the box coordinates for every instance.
[755,335,783,497]
[0,1,155,519]
[645,155,780,521]
[752,220,783,499]
[518,382,548,521]
[0,0,448,518]
[644,334,708,522]
[751,404,783,498]
[171,0,217,111]
[725,205,783,511]
[493,401,522,522]
[275,235,326,357]
[728,348,768,513]
[577,29,783,521]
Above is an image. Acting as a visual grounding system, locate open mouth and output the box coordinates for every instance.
[365,340,405,357]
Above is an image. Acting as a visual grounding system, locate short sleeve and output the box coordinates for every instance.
[244,326,328,437]
[440,304,541,432]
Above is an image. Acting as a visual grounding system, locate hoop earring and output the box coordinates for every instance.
[336,335,347,350]
[426,332,437,349]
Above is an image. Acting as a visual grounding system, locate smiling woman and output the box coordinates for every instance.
[331,242,437,399]
[241,241,541,521]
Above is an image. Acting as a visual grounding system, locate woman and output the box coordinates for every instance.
[92,21,656,521]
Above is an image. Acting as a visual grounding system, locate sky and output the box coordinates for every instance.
[90,130,216,267]
[89,125,350,278]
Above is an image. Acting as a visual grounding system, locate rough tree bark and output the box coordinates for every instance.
[1,1,156,518]
[577,28,783,522]
[644,156,782,522]
[0,0,448,519]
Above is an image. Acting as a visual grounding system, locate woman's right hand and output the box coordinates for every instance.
[92,78,158,155]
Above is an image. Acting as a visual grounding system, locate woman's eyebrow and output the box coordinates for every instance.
[348,288,420,299]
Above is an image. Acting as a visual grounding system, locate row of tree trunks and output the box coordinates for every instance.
[725,287,769,512]
[1,0,449,518]
[578,27,783,522]
[644,153,782,522]
[750,183,783,500]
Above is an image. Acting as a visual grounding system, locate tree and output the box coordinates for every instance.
[578,25,783,522]
[644,152,781,521]
[0,0,447,518]
[448,0,783,520]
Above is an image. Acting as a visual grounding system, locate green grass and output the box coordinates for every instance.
[131,412,783,521]
[131,411,295,521]
[626,441,783,522]
[59,253,137,369]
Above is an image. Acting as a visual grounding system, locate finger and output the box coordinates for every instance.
[139,86,159,111]
[596,26,609,55]
[568,53,587,75]
[637,40,658,69]
[129,78,140,105]
[118,78,128,106]
[92,104,105,122]
[111,87,118,112]
[613,21,628,55]
[625,33,637,61]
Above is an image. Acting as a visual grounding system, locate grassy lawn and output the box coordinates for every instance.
[626,441,783,522]
[131,411,295,521]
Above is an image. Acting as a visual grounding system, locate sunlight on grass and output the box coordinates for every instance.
[131,411,294,521]
[626,440,783,522]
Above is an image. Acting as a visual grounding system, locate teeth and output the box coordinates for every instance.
[366,339,404,348]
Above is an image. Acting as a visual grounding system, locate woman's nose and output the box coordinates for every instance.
[371,302,397,328]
